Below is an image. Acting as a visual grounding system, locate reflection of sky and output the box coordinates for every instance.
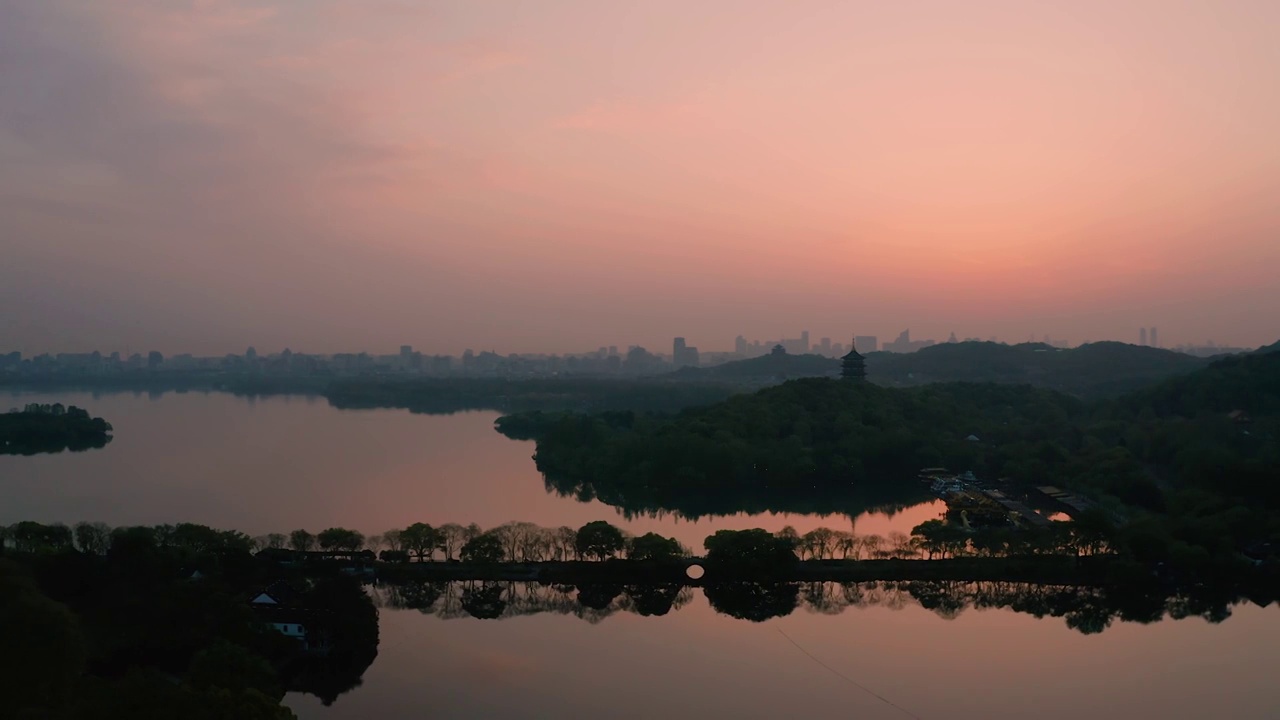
[286,594,1280,720]
[0,392,938,549]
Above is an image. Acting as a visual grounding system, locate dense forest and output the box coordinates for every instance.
[499,381,1082,517]
[501,347,1280,571]
[0,404,113,454]
[1,522,377,719]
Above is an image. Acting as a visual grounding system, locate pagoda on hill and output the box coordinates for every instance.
[841,337,867,381]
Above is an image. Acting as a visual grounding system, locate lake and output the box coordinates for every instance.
[0,390,937,547]
[3,390,1279,719]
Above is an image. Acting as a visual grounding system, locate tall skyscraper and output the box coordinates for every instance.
[673,337,699,367]
[800,330,810,353]
[1150,327,1158,348]
[1140,328,1148,346]
[734,335,747,355]
[854,335,878,353]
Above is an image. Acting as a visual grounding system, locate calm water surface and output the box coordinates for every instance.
[0,390,932,545]
[3,391,1278,719]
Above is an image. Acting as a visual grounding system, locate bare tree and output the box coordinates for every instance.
[437,523,466,561]
[859,534,886,560]
[888,531,915,559]
[834,531,855,559]
[553,526,578,560]
[802,528,838,559]
[494,522,544,562]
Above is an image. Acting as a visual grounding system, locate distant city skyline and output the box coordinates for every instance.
[4,323,1262,360]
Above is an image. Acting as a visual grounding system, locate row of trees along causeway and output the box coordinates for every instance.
[0,516,1149,578]
[247,521,691,565]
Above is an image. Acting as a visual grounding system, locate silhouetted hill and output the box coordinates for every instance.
[669,353,838,383]
[509,355,1280,563]
[1112,349,1280,417]
[867,341,1209,399]
[1254,339,1280,355]
[521,378,1083,518]
[669,342,1210,399]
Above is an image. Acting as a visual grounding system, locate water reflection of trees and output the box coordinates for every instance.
[544,465,932,525]
[375,580,696,624]
[376,579,1270,635]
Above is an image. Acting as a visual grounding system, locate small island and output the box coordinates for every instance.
[0,403,113,455]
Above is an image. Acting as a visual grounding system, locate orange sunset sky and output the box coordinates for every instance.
[2,0,1278,355]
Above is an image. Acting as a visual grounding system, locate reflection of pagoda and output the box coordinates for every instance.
[841,337,867,381]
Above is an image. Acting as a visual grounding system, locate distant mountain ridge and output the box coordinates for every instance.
[868,341,1211,400]
[669,352,838,382]
[672,341,1214,400]
[1254,339,1280,355]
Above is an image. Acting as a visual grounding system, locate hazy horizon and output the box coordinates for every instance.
[4,1,1278,356]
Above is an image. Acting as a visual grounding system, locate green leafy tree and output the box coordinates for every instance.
[187,640,282,700]
[627,532,685,562]
[317,528,365,553]
[703,529,797,570]
[0,560,86,717]
[575,521,625,561]
[401,523,439,562]
[460,532,505,563]
[289,529,316,552]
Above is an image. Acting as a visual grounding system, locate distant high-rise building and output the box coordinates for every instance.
[672,337,698,368]
[735,335,747,356]
[948,332,959,344]
[800,330,810,353]
[245,346,257,362]
[1140,328,1148,346]
[883,329,911,353]
[854,335,878,353]
[819,337,832,356]
[1150,327,1158,348]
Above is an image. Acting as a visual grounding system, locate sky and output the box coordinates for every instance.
[2,0,1278,356]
